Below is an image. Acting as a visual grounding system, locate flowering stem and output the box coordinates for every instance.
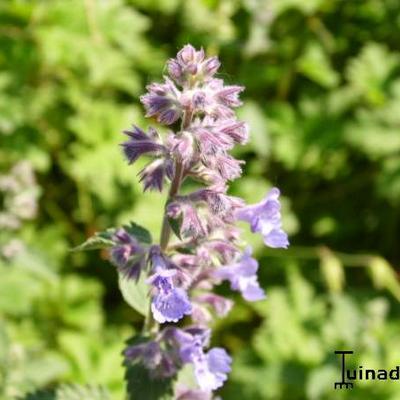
[144,109,193,335]
[160,109,193,251]
[160,161,184,250]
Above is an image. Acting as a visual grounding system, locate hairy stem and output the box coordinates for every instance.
[160,161,184,250]
[160,109,193,250]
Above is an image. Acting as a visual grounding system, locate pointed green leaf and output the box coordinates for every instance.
[71,229,116,252]
[119,272,150,316]
[23,391,56,400]
[56,384,111,400]
[168,215,182,240]
[124,221,152,244]
[125,360,174,400]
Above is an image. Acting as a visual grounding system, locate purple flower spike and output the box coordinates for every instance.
[121,126,165,164]
[214,247,265,302]
[140,78,182,125]
[235,188,289,248]
[149,269,192,323]
[104,45,293,395]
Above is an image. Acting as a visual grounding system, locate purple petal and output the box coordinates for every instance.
[152,287,192,323]
[236,188,289,249]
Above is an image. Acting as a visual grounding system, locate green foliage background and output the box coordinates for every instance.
[1,0,400,399]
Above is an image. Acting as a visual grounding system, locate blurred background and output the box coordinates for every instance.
[1,0,400,399]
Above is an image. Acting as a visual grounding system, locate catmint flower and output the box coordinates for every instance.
[189,189,244,222]
[194,293,233,318]
[212,82,244,108]
[124,340,176,378]
[167,201,207,239]
[167,131,195,166]
[121,126,165,164]
[236,187,289,248]
[190,117,235,155]
[110,229,146,281]
[139,158,174,192]
[176,386,213,400]
[175,328,232,391]
[201,240,239,264]
[218,119,249,145]
[167,44,220,86]
[206,153,243,181]
[140,78,182,124]
[214,247,265,301]
[205,79,244,118]
[148,267,192,323]
[100,44,291,396]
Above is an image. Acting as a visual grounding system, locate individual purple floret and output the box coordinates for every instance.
[214,247,265,301]
[148,265,192,323]
[235,187,289,248]
[140,78,182,125]
[176,386,213,400]
[167,44,220,86]
[109,229,146,281]
[124,339,176,378]
[121,126,165,164]
[138,158,174,192]
[175,328,232,392]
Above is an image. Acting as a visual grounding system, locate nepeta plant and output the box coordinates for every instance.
[77,45,289,399]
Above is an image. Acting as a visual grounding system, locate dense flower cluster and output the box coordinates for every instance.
[115,45,289,397]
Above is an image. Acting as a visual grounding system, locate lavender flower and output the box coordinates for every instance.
[235,187,289,248]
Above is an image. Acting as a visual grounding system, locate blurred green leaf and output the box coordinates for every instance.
[319,248,344,293]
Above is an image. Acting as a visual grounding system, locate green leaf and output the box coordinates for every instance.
[297,42,339,88]
[319,249,344,293]
[119,272,150,316]
[123,221,152,244]
[72,222,151,252]
[125,360,174,400]
[56,384,111,400]
[237,101,270,157]
[166,198,182,240]
[71,229,116,252]
[22,390,56,400]
[368,257,400,301]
